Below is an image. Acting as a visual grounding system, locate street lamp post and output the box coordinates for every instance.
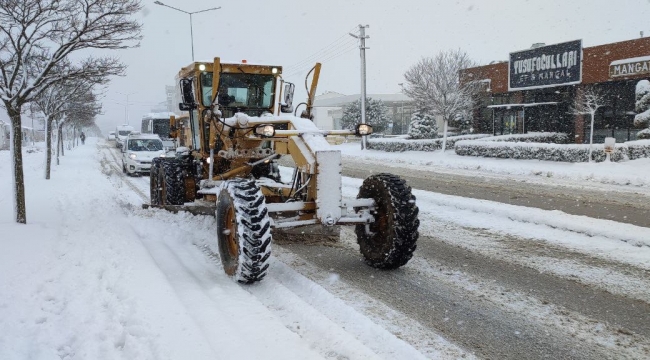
[117,91,137,125]
[398,83,405,134]
[154,1,221,62]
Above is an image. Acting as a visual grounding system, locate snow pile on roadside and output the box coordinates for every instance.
[626,139,650,159]
[455,139,629,162]
[367,133,491,152]
[339,175,650,269]
[480,132,569,143]
[336,142,650,188]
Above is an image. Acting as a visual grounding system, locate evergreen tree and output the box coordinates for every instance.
[408,109,438,139]
[340,97,390,133]
[454,111,473,134]
[634,80,650,139]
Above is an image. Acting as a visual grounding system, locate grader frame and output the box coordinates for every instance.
[147,58,419,283]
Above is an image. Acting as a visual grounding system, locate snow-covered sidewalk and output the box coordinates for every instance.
[0,140,441,360]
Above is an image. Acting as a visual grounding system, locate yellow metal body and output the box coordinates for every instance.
[171,57,363,221]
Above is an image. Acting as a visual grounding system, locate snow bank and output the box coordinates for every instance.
[455,139,629,162]
[456,135,650,163]
[480,132,569,143]
[367,134,491,152]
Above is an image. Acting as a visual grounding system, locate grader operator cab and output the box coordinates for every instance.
[147,57,419,283]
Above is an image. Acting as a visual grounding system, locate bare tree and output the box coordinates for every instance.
[0,0,141,223]
[30,76,99,179]
[403,50,479,151]
[571,87,606,163]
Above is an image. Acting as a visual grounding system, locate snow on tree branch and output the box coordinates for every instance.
[570,87,606,116]
[0,0,141,104]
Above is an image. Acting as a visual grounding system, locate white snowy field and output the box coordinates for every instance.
[336,142,650,190]
[1,139,649,359]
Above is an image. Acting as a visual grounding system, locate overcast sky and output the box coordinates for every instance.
[5,0,650,133]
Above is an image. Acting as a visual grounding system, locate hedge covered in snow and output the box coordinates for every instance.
[480,132,570,144]
[367,134,492,152]
[454,140,629,162]
[626,139,650,160]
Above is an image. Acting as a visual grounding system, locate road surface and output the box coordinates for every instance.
[106,144,650,359]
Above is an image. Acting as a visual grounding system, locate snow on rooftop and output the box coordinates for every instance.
[142,112,175,119]
[313,93,412,107]
[610,55,650,65]
[487,102,558,108]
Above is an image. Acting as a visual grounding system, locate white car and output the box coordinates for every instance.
[121,134,165,176]
[115,124,134,149]
[107,131,116,141]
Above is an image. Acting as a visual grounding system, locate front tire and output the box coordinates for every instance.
[355,173,419,269]
[216,179,272,283]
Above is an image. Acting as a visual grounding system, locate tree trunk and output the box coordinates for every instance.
[588,112,595,163]
[441,118,449,152]
[59,125,65,156]
[55,121,60,165]
[7,105,27,224]
[45,117,52,179]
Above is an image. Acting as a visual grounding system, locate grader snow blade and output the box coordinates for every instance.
[147,57,420,284]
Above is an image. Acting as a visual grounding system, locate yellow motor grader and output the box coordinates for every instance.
[147,58,419,283]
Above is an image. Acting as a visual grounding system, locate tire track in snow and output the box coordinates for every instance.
[103,149,435,359]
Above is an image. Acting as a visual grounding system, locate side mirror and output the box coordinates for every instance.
[281,82,295,113]
[179,103,195,111]
[179,78,196,107]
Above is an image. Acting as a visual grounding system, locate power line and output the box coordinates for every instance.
[284,40,358,77]
[284,42,358,79]
[284,26,357,69]
[283,26,358,73]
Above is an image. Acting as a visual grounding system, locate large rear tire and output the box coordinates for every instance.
[216,178,272,283]
[150,158,162,205]
[157,158,185,205]
[355,173,419,269]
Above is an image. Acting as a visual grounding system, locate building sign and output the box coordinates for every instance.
[509,40,582,91]
[610,55,650,77]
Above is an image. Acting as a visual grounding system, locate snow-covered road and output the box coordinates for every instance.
[1,139,649,359]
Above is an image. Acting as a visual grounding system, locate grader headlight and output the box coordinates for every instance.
[355,123,373,136]
[255,124,275,138]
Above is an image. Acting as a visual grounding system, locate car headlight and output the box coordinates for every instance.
[255,124,275,138]
[355,123,373,136]
[159,153,166,158]
[205,156,211,164]
[129,153,136,160]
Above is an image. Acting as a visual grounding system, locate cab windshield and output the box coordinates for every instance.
[128,139,163,152]
[118,130,131,136]
[201,72,275,111]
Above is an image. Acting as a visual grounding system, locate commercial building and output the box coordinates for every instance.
[461,37,650,143]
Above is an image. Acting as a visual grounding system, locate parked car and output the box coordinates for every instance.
[121,133,165,176]
[115,124,134,149]
[107,131,116,141]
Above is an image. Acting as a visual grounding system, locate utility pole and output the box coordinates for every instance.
[350,24,369,150]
